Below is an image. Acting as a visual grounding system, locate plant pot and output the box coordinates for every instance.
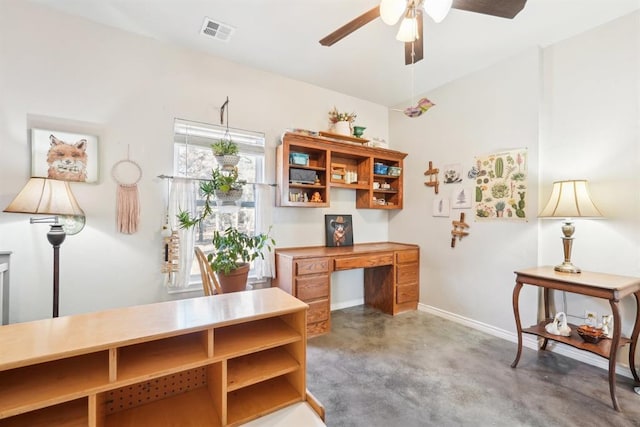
[333,120,351,136]
[215,263,250,293]
[215,154,240,169]
[215,188,243,202]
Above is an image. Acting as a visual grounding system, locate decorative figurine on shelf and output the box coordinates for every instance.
[545,312,572,337]
[314,177,321,185]
[310,191,323,203]
[601,314,613,338]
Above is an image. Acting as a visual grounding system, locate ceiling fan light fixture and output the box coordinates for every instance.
[396,16,419,42]
[380,0,406,25]
[424,0,452,23]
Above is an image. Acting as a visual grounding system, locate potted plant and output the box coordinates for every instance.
[211,167,245,203]
[328,106,357,136]
[211,138,240,169]
[177,211,275,293]
[207,226,275,292]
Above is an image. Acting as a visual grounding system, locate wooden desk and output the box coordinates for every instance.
[511,267,640,411]
[273,242,419,337]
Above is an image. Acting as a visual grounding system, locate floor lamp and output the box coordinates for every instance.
[4,178,85,317]
[539,180,602,274]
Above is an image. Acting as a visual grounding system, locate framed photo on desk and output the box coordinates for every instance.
[325,214,353,247]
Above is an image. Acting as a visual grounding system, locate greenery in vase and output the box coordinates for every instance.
[211,167,245,192]
[211,139,239,156]
[328,106,357,124]
[177,167,246,229]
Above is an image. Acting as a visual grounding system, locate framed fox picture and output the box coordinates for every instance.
[31,128,99,183]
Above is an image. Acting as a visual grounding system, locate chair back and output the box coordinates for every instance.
[194,247,222,296]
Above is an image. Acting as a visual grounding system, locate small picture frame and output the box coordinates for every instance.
[452,187,472,209]
[31,128,99,183]
[325,214,353,247]
[442,163,463,184]
[433,197,450,217]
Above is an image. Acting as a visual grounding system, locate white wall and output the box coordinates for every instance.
[538,12,640,337]
[0,1,388,322]
[390,12,639,368]
[390,49,542,332]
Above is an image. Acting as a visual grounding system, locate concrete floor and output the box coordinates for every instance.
[306,306,640,427]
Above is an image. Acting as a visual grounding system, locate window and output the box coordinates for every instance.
[171,118,266,289]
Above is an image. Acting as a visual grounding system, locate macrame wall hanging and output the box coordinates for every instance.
[111,147,142,234]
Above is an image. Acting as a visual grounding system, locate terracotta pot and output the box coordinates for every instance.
[215,263,250,293]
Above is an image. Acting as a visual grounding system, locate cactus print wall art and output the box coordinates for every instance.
[473,149,527,220]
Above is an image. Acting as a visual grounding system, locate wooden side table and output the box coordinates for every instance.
[511,266,640,411]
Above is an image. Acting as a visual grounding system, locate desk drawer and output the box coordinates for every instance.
[307,299,330,323]
[296,275,329,301]
[396,264,418,284]
[334,253,393,270]
[396,249,419,264]
[295,258,330,276]
[396,283,418,304]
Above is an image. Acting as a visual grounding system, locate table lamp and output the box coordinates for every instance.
[539,180,602,274]
[4,178,85,317]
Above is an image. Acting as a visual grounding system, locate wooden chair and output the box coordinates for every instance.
[194,247,222,296]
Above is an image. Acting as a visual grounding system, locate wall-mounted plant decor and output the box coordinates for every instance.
[473,149,528,220]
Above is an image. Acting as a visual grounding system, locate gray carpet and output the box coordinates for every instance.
[306,306,640,427]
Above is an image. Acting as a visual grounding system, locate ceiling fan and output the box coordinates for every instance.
[320,0,527,65]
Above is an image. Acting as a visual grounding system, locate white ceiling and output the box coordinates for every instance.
[29,0,640,106]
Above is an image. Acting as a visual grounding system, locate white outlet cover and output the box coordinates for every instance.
[585,310,598,327]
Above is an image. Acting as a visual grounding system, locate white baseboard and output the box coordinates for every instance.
[331,298,364,311]
[418,303,634,379]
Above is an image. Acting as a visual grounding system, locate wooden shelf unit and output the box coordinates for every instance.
[277,132,407,209]
[522,321,630,359]
[0,288,312,427]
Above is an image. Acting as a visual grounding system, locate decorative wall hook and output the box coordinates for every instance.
[424,161,439,194]
[451,212,470,248]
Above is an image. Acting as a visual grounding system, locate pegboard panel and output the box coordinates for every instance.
[106,367,207,413]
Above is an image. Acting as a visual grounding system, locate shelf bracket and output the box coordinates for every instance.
[451,212,470,248]
[424,161,439,194]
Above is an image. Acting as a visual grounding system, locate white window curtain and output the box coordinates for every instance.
[253,183,275,279]
[167,178,196,289]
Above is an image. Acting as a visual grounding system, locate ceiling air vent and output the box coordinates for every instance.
[201,17,235,42]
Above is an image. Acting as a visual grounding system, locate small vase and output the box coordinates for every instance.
[352,126,366,138]
[333,121,351,136]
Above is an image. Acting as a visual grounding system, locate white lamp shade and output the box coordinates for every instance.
[380,0,406,25]
[424,0,453,23]
[539,180,602,218]
[4,178,84,216]
[396,16,419,42]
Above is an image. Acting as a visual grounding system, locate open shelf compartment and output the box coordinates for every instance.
[214,317,301,360]
[0,351,109,419]
[226,376,302,426]
[116,331,210,382]
[227,346,300,392]
[0,398,88,427]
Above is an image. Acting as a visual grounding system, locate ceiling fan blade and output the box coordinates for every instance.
[404,10,424,65]
[319,6,380,46]
[452,0,527,19]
